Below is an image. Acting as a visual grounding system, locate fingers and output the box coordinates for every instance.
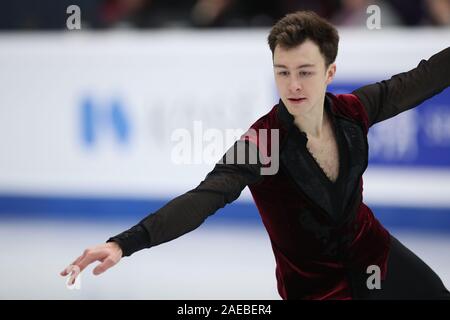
[60,254,88,285]
[59,254,84,277]
[67,265,81,286]
[93,257,116,276]
[60,267,70,277]
[60,255,85,276]
[75,250,105,274]
[60,243,121,284]
[60,248,104,280]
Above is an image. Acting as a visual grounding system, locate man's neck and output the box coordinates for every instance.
[293,100,327,140]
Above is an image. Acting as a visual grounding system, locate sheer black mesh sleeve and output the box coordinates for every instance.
[352,47,450,127]
[106,140,263,257]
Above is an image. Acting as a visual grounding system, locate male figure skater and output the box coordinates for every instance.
[61,11,450,299]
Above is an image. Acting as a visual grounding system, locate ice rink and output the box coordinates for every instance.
[1,217,449,300]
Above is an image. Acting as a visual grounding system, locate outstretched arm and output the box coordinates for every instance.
[60,140,263,283]
[352,47,450,127]
[108,140,263,257]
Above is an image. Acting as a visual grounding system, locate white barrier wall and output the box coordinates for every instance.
[0,29,449,206]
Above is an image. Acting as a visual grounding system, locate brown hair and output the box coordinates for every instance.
[268,11,339,67]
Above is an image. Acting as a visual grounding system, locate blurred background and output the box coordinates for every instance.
[0,0,449,299]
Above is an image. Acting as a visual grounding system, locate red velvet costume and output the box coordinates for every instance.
[243,93,390,299]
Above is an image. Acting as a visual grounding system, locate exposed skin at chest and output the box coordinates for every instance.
[305,113,340,183]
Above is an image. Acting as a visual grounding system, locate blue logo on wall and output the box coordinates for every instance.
[81,96,131,147]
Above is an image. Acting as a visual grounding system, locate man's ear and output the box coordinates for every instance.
[325,63,336,85]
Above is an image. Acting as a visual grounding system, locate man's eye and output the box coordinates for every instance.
[278,71,288,76]
[300,71,312,76]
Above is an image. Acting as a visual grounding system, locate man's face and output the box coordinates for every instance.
[273,40,336,118]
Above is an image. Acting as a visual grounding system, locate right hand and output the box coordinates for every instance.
[60,241,123,285]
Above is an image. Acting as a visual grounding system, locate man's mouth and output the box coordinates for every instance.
[288,97,307,103]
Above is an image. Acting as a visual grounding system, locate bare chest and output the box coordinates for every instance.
[306,134,340,183]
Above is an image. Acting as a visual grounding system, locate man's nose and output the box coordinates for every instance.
[288,77,302,92]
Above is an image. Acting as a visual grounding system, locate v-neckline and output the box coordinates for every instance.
[303,103,344,187]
